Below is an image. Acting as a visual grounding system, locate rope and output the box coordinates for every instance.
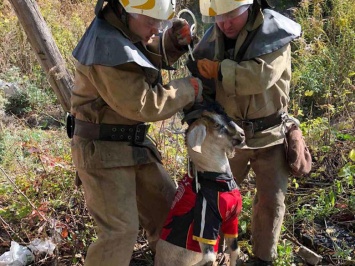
[177,9,197,61]
[160,9,198,185]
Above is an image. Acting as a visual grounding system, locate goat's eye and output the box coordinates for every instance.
[215,124,227,134]
[214,123,220,128]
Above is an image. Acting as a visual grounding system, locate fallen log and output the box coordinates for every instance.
[284,233,323,265]
[8,0,73,112]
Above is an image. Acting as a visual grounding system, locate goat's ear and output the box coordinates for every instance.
[186,124,207,153]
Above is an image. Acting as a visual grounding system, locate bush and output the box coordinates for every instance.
[291,0,355,124]
[1,67,57,117]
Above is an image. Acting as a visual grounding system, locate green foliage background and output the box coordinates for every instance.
[0,0,354,265]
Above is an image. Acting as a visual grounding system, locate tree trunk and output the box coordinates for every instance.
[8,0,73,112]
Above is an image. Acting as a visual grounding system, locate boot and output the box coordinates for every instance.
[245,257,273,266]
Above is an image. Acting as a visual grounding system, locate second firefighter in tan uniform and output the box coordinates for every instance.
[187,0,301,264]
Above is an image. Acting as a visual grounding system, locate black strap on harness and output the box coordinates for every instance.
[193,171,238,192]
[235,25,259,63]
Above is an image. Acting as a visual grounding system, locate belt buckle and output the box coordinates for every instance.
[242,121,254,139]
[66,113,75,139]
[134,124,149,144]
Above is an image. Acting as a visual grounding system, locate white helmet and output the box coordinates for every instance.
[119,0,176,20]
[200,0,253,23]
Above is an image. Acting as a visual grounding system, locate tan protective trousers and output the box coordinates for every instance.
[229,144,289,262]
[77,162,176,266]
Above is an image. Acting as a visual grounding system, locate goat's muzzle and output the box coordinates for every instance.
[229,121,245,146]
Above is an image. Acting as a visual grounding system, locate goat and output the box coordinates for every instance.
[155,104,245,266]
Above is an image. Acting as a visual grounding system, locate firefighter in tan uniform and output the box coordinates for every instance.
[70,0,203,265]
[187,0,301,265]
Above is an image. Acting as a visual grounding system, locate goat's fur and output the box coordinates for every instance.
[155,106,245,266]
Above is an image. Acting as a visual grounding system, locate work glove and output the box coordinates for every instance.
[189,77,203,102]
[168,18,192,48]
[187,58,221,80]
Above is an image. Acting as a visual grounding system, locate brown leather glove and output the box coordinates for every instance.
[189,77,203,102]
[168,18,192,47]
[197,59,220,79]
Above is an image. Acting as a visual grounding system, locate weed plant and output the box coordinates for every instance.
[291,0,355,124]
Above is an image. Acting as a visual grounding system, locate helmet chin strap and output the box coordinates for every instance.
[95,0,129,28]
[255,0,275,9]
[95,0,105,16]
[121,7,129,28]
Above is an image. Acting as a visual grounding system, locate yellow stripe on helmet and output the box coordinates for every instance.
[168,12,175,20]
[132,0,155,10]
[209,7,217,16]
[121,0,129,7]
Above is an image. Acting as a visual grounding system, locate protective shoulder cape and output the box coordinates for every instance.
[193,9,301,61]
[72,18,158,71]
[243,9,301,60]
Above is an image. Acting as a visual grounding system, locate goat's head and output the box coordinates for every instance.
[185,104,245,160]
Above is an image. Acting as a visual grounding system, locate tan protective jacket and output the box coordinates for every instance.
[193,9,294,149]
[71,6,195,168]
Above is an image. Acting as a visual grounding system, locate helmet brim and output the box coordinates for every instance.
[202,4,250,23]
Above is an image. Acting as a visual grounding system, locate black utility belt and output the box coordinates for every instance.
[67,115,149,144]
[236,112,284,138]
